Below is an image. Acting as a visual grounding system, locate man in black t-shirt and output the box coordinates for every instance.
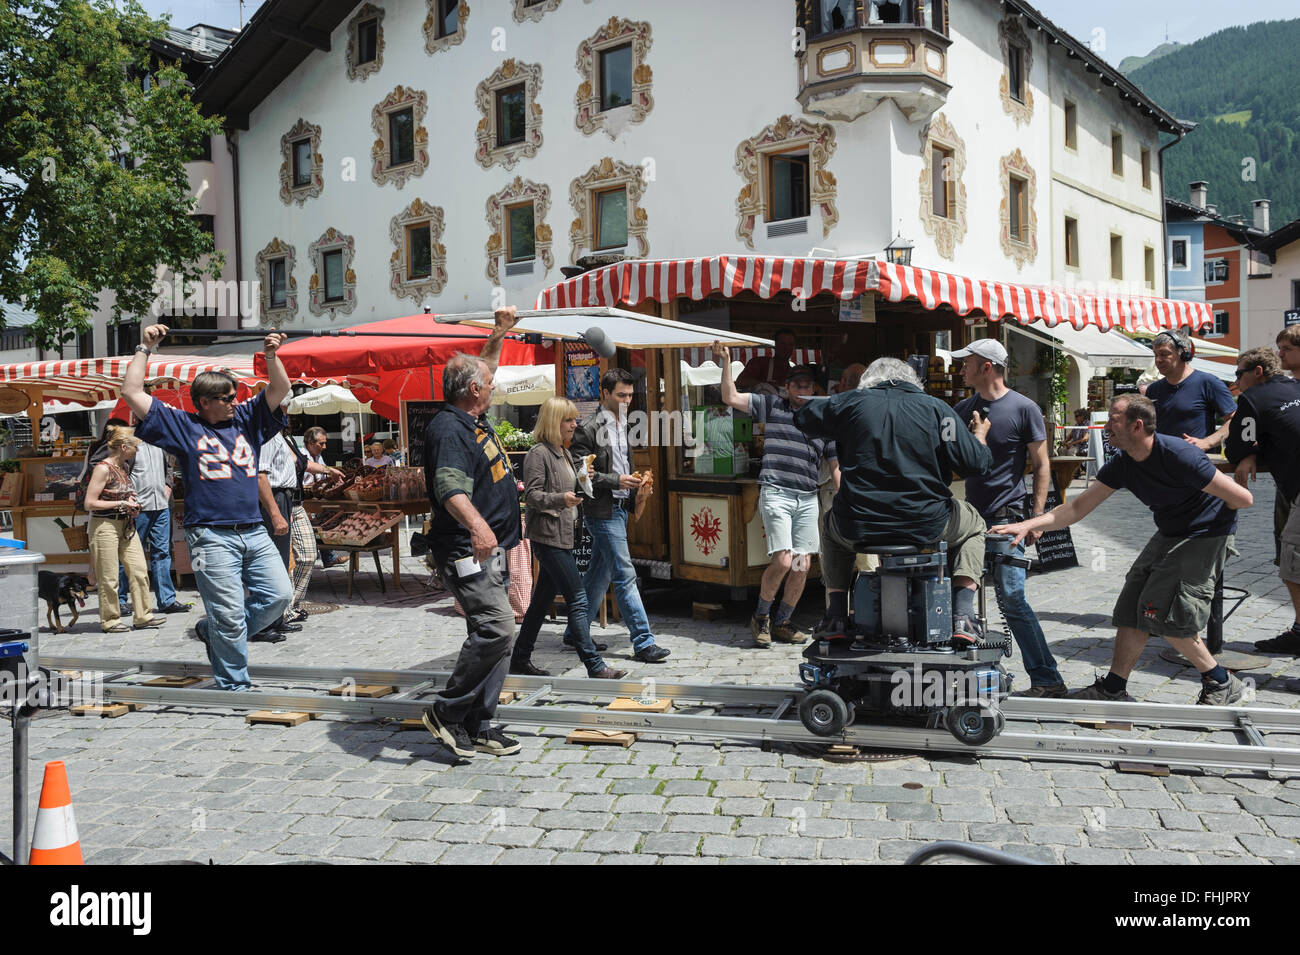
[1226,347,1300,654]
[420,307,525,760]
[994,395,1254,706]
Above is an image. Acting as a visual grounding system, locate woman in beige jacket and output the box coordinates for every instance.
[510,397,627,680]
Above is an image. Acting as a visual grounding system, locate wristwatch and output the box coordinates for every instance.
[134,344,154,356]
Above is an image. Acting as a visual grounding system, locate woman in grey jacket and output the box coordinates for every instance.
[510,398,627,680]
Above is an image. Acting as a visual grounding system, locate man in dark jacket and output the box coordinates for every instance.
[1226,346,1300,654]
[794,357,992,642]
[569,368,670,662]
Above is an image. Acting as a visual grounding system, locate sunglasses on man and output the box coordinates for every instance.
[207,392,238,404]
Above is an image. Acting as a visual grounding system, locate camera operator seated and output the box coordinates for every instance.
[793,357,993,643]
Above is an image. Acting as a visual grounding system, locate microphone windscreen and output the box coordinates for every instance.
[584,326,617,358]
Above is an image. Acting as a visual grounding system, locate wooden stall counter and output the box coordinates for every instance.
[303,499,428,596]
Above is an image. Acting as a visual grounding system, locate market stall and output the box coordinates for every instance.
[529,256,1214,587]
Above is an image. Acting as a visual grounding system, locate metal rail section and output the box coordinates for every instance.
[41,655,1300,775]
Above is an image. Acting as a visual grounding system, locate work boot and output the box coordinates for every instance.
[1068,678,1133,703]
[1197,672,1244,706]
[951,614,983,646]
[771,620,809,644]
[811,616,852,642]
[751,614,772,648]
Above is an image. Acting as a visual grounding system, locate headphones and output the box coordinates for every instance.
[1153,328,1194,363]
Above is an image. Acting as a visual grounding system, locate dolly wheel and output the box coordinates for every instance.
[799,689,849,737]
[944,704,1001,746]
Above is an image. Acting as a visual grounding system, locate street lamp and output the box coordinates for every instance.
[884,233,914,267]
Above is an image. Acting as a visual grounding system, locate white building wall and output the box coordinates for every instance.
[233,0,1174,327]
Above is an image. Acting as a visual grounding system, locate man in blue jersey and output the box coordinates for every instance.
[952,339,1064,697]
[716,343,839,648]
[122,324,293,691]
[994,395,1253,705]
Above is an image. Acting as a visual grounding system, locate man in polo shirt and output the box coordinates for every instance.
[420,307,528,759]
[716,343,839,647]
[1146,327,1237,652]
[953,338,1065,697]
[122,324,292,691]
[794,357,993,643]
[1226,347,1300,654]
[993,394,1252,705]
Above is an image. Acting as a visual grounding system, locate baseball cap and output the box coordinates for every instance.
[788,363,821,382]
[950,339,1008,366]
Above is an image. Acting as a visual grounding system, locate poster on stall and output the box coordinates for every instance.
[564,340,601,416]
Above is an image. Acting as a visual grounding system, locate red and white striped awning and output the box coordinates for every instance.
[0,353,348,408]
[535,256,1213,333]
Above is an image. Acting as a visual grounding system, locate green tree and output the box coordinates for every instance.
[0,0,223,352]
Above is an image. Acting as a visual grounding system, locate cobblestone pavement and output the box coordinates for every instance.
[4,483,1300,865]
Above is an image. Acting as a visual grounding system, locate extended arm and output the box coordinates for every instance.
[479,306,520,374]
[991,480,1116,546]
[263,332,291,409]
[712,341,751,413]
[122,324,169,419]
[1203,469,1253,510]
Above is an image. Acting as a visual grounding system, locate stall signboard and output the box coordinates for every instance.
[574,511,594,573]
[680,495,729,567]
[1033,474,1079,573]
[400,399,444,473]
[837,293,876,324]
[563,341,601,416]
[1285,309,1300,328]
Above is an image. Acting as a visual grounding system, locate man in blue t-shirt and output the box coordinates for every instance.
[717,343,839,648]
[123,324,293,691]
[1146,327,1237,653]
[993,394,1253,706]
[952,339,1064,696]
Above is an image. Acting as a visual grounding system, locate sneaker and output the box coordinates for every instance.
[633,644,671,663]
[1011,683,1069,699]
[159,602,194,614]
[1255,628,1300,654]
[1068,678,1134,703]
[132,616,166,630]
[472,726,521,756]
[751,614,772,648]
[1197,673,1244,706]
[771,620,809,645]
[811,616,852,642]
[951,614,983,645]
[422,706,475,758]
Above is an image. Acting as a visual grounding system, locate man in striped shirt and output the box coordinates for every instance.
[716,342,839,647]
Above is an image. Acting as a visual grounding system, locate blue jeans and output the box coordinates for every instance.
[515,542,607,675]
[135,509,177,609]
[184,525,291,690]
[569,507,657,652]
[987,527,1062,687]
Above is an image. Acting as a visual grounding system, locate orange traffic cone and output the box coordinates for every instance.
[29,761,83,865]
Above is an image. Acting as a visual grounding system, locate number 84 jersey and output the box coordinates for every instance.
[136,391,288,527]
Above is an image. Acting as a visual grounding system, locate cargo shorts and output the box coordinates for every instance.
[1113,531,1231,640]
[1279,492,1300,582]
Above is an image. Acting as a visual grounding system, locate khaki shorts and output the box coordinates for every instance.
[1279,492,1300,582]
[1112,532,1231,640]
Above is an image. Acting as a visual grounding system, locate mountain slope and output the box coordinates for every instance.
[1127,20,1300,227]
[1118,41,1183,74]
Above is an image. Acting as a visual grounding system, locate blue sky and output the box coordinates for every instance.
[137,0,1299,68]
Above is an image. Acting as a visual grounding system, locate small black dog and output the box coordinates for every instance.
[38,571,90,633]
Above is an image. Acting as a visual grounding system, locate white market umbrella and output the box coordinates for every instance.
[492,365,554,406]
[288,384,371,415]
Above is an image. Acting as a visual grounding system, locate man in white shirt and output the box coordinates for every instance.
[129,439,192,614]
[302,426,347,568]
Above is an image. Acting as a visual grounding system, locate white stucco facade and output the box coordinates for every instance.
[226,0,1173,328]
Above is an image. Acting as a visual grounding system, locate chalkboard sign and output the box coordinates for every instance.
[400,399,444,471]
[573,510,594,573]
[1033,473,1078,573]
